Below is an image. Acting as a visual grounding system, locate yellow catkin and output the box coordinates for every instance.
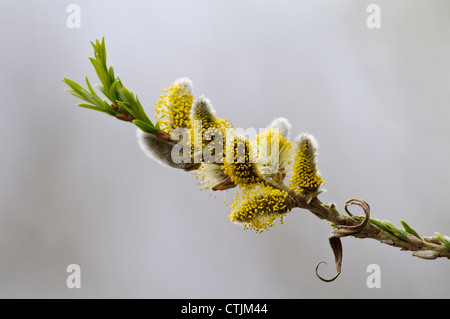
[255,128,293,176]
[190,98,232,163]
[154,79,194,132]
[229,184,292,232]
[289,134,324,192]
[223,138,264,188]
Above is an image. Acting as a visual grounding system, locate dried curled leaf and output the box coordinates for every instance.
[316,198,370,282]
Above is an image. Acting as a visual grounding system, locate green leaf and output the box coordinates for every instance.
[109,80,122,103]
[400,220,421,239]
[435,232,450,249]
[102,100,118,116]
[108,65,115,84]
[370,219,410,240]
[118,87,142,120]
[62,77,85,93]
[84,76,104,107]
[95,84,110,101]
[89,57,111,93]
[91,37,107,71]
[382,220,409,240]
[65,88,85,101]
[63,78,102,108]
[77,103,107,114]
[155,114,166,131]
[369,218,388,231]
[133,119,157,134]
[135,95,152,124]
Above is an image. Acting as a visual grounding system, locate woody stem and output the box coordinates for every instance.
[294,197,450,260]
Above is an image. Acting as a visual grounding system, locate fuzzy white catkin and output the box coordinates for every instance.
[191,95,216,120]
[173,77,194,94]
[268,117,291,139]
[136,129,199,171]
[295,133,319,154]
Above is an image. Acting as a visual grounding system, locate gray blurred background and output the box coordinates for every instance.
[0,0,449,298]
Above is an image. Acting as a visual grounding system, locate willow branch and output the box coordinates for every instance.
[64,37,450,283]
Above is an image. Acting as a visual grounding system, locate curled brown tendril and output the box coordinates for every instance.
[315,198,370,282]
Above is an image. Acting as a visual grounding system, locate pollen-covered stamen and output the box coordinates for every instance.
[190,96,232,162]
[229,183,293,232]
[223,136,264,188]
[154,78,194,132]
[289,133,325,195]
